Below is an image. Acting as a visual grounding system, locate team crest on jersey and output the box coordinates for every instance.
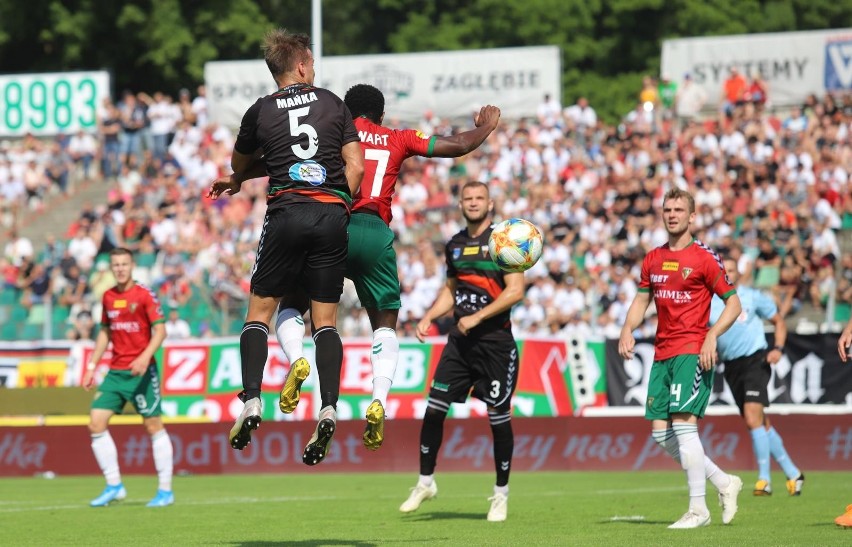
[662,261,679,271]
[453,247,462,260]
[289,160,327,186]
[130,303,138,313]
[681,267,693,279]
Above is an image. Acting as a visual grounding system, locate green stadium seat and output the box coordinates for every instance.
[0,288,17,305]
[52,320,69,339]
[52,305,71,325]
[10,304,28,322]
[754,265,780,289]
[1,322,18,340]
[229,318,245,335]
[20,323,43,341]
[27,304,46,325]
[136,252,157,268]
[835,302,851,324]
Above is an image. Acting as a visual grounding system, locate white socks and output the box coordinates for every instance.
[672,422,708,514]
[92,429,173,492]
[653,427,731,491]
[151,429,174,492]
[419,474,434,487]
[276,307,306,363]
[371,328,398,405]
[91,431,121,486]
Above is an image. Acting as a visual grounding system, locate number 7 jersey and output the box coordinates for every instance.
[351,116,437,224]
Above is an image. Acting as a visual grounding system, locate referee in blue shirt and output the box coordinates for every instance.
[709,257,804,497]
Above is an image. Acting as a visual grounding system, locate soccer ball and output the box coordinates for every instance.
[488,218,544,273]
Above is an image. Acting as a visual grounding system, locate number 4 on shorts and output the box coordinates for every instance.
[670,383,681,402]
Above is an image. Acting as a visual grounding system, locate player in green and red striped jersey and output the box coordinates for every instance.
[619,188,744,529]
[82,247,172,508]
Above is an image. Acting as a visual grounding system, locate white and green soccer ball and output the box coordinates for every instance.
[488,218,544,273]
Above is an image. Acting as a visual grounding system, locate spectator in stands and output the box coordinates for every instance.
[563,97,597,134]
[658,73,677,121]
[67,225,99,272]
[782,106,808,135]
[639,75,659,109]
[67,130,99,181]
[746,73,769,109]
[4,80,852,343]
[164,308,191,339]
[537,93,562,129]
[98,102,122,179]
[18,260,51,310]
[118,90,147,167]
[722,67,748,117]
[56,262,89,309]
[66,309,95,341]
[191,85,208,129]
[4,229,33,267]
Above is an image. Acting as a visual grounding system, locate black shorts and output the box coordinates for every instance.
[722,349,771,412]
[429,332,519,413]
[250,202,348,303]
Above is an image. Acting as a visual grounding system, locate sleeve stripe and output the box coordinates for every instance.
[426,135,437,157]
[722,289,737,299]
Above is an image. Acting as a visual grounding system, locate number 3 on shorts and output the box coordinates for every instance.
[490,380,501,398]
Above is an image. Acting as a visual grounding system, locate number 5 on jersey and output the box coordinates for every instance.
[289,106,318,159]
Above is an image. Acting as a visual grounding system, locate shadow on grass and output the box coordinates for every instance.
[598,519,671,525]
[401,511,485,522]
[232,541,379,547]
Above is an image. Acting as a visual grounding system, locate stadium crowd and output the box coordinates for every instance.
[2,75,852,341]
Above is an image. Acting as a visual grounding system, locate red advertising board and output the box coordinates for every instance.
[68,336,605,421]
[1,414,849,476]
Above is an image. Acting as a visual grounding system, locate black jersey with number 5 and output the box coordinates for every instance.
[234,83,360,210]
[445,226,512,339]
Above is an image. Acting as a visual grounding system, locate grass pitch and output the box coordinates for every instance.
[1,471,850,546]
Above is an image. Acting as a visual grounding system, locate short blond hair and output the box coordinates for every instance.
[662,188,695,213]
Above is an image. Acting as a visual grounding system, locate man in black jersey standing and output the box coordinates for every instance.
[208,28,363,466]
[399,181,524,522]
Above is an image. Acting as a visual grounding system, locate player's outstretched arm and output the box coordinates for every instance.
[618,291,651,359]
[431,105,501,158]
[207,161,268,199]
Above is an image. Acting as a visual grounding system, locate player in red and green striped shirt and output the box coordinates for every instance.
[619,188,743,529]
